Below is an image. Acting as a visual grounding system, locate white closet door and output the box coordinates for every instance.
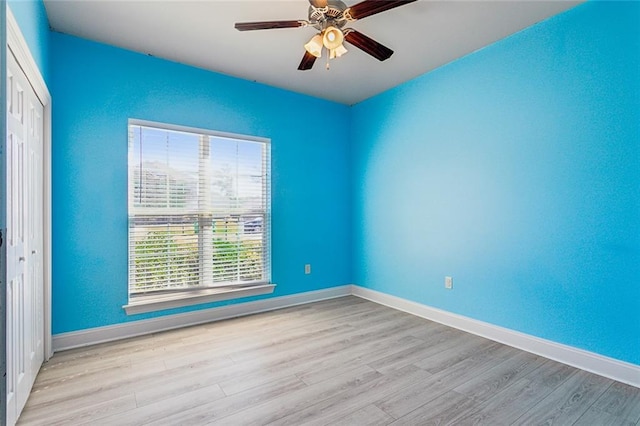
[26,64,44,381]
[6,48,44,426]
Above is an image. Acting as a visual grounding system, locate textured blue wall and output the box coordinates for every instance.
[7,0,49,82]
[50,33,352,333]
[351,1,640,365]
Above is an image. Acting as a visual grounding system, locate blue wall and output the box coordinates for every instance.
[50,33,352,333]
[351,1,640,365]
[7,0,49,82]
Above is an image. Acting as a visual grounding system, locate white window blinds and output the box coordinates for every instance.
[128,121,271,296]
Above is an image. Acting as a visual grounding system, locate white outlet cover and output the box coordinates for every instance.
[445,276,453,289]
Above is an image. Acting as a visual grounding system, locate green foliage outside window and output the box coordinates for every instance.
[133,229,263,293]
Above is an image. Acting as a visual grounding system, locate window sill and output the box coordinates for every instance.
[123,284,276,315]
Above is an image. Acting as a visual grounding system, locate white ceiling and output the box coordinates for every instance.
[43,0,581,105]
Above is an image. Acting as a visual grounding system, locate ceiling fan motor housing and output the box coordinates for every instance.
[308,0,348,30]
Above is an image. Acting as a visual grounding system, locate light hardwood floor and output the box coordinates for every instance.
[18,296,640,425]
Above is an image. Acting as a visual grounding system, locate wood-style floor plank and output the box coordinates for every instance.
[514,369,614,425]
[265,365,433,426]
[16,296,639,426]
[18,393,137,426]
[451,377,556,425]
[373,371,450,420]
[453,351,548,403]
[331,404,394,426]
[388,390,481,425]
[574,381,640,425]
[140,375,307,426]
[209,365,382,425]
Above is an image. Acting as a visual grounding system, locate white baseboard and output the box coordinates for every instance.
[52,283,639,389]
[52,285,352,352]
[351,285,640,388]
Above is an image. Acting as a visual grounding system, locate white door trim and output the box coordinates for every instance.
[6,7,52,361]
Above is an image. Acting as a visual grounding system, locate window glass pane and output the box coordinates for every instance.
[128,122,270,297]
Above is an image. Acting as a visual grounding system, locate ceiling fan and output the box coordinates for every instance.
[234,0,417,71]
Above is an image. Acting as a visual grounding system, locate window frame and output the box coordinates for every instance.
[123,119,275,315]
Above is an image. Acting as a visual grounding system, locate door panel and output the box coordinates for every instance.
[27,88,44,377]
[6,49,44,426]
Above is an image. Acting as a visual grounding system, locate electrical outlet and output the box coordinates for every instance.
[305,264,311,274]
[445,276,453,289]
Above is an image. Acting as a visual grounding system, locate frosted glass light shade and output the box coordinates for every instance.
[330,44,348,59]
[323,26,344,50]
[304,34,323,58]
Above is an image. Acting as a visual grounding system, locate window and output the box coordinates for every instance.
[125,120,273,314]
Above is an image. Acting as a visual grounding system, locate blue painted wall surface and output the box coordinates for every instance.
[351,1,640,365]
[50,33,351,334]
[7,0,49,82]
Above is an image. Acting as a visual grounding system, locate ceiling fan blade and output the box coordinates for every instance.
[298,51,317,71]
[308,0,328,7]
[234,20,306,31]
[345,0,417,20]
[344,30,393,61]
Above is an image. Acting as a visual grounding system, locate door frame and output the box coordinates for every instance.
[6,7,52,361]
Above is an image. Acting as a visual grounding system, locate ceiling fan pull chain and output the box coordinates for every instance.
[326,53,330,70]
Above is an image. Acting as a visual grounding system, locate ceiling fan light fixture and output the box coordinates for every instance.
[322,26,344,50]
[304,34,323,58]
[330,44,348,59]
